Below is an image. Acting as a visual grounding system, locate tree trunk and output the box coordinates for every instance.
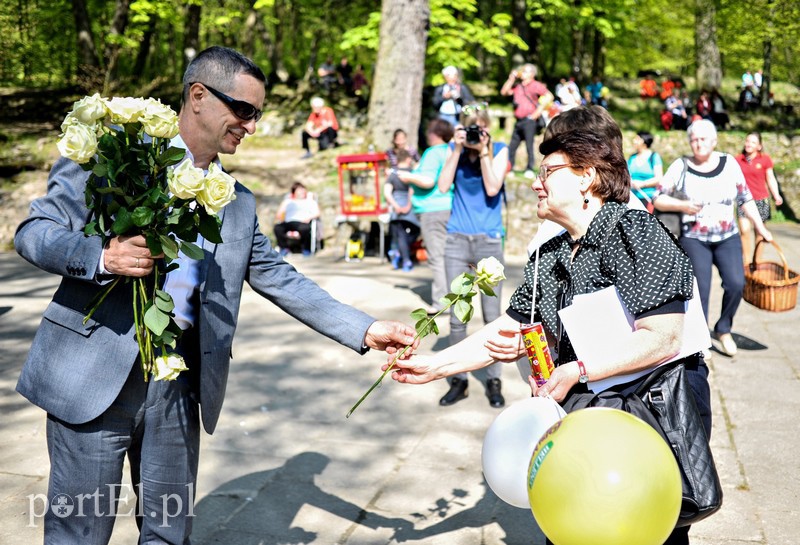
[511,0,540,68]
[102,0,131,94]
[760,0,775,107]
[368,0,430,151]
[269,0,288,84]
[242,0,258,59]
[70,0,101,84]
[694,0,722,91]
[183,3,202,73]
[132,14,157,80]
[591,27,605,78]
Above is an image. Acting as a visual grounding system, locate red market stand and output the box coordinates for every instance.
[335,152,391,261]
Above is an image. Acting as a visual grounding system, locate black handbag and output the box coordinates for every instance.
[562,357,723,528]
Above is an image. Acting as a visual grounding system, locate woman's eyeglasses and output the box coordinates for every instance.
[193,82,263,122]
[461,102,488,116]
[537,163,579,182]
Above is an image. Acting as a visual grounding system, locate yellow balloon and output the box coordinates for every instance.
[527,408,682,545]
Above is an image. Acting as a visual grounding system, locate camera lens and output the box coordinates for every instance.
[465,124,481,145]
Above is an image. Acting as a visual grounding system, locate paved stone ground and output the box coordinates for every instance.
[2,223,799,544]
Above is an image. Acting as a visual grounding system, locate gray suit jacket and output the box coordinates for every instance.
[15,157,375,433]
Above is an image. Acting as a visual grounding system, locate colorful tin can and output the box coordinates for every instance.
[521,323,555,386]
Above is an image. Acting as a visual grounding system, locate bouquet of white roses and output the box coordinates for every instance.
[346,256,506,417]
[58,93,237,381]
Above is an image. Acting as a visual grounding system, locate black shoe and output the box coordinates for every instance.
[439,377,468,406]
[485,378,505,408]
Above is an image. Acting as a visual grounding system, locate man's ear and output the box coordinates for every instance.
[188,83,205,114]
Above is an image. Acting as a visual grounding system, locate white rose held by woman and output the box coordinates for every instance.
[168,159,206,199]
[475,256,506,291]
[347,257,505,417]
[197,163,237,215]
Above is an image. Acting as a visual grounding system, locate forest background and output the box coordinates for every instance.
[1,0,799,256]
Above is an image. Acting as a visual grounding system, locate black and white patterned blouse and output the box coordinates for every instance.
[507,201,694,365]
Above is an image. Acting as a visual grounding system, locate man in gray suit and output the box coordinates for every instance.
[15,46,416,545]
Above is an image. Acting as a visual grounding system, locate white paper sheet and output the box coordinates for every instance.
[557,282,710,392]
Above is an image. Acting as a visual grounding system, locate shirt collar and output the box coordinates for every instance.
[580,201,627,249]
[170,134,223,172]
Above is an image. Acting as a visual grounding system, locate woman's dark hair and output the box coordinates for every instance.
[742,131,763,155]
[540,106,630,203]
[392,129,407,141]
[290,182,306,195]
[637,131,654,148]
[427,118,455,143]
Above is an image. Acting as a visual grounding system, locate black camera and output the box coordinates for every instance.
[465,124,482,145]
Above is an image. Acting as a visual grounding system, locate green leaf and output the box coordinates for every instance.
[144,304,170,336]
[180,241,204,260]
[111,207,134,235]
[92,163,108,178]
[197,213,223,244]
[154,289,175,312]
[156,146,186,168]
[84,221,101,236]
[410,308,429,321]
[449,273,475,296]
[453,300,474,324]
[159,234,179,260]
[478,284,497,298]
[144,233,163,257]
[131,206,155,227]
[414,317,433,337]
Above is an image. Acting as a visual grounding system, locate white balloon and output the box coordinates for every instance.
[481,396,566,508]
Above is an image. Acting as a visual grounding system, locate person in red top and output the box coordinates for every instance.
[500,63,552,178]
[301,96,339,158]
[736,132,783,264]
[696,90,712,120]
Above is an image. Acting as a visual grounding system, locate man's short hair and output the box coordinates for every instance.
[310,97,325,108]
[182,46,266,104]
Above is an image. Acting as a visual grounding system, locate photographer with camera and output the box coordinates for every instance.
[500,63,552,179]
[432,65,475,127]
[435,103,509,409]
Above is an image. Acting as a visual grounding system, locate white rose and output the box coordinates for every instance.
[197,163,237,215]
[105,96,147,124]
[56,122,98,164]
[141,98,180,139]
[152,353,188,382]
[475,256,506,288]
[68,93,107,125]
[168,159,205,199]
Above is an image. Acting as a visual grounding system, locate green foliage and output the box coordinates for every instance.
[1,0,799,113]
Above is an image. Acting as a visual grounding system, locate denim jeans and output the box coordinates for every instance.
[444,232,504,382]
[680,235,745,335]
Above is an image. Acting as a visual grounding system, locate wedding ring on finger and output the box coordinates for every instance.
[136,257,140,268]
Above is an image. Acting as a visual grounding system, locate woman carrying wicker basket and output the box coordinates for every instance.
[653,120,772,357]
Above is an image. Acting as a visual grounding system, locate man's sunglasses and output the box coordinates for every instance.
[193,82,262,122]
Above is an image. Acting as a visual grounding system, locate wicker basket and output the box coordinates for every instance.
[743,240,800,312]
